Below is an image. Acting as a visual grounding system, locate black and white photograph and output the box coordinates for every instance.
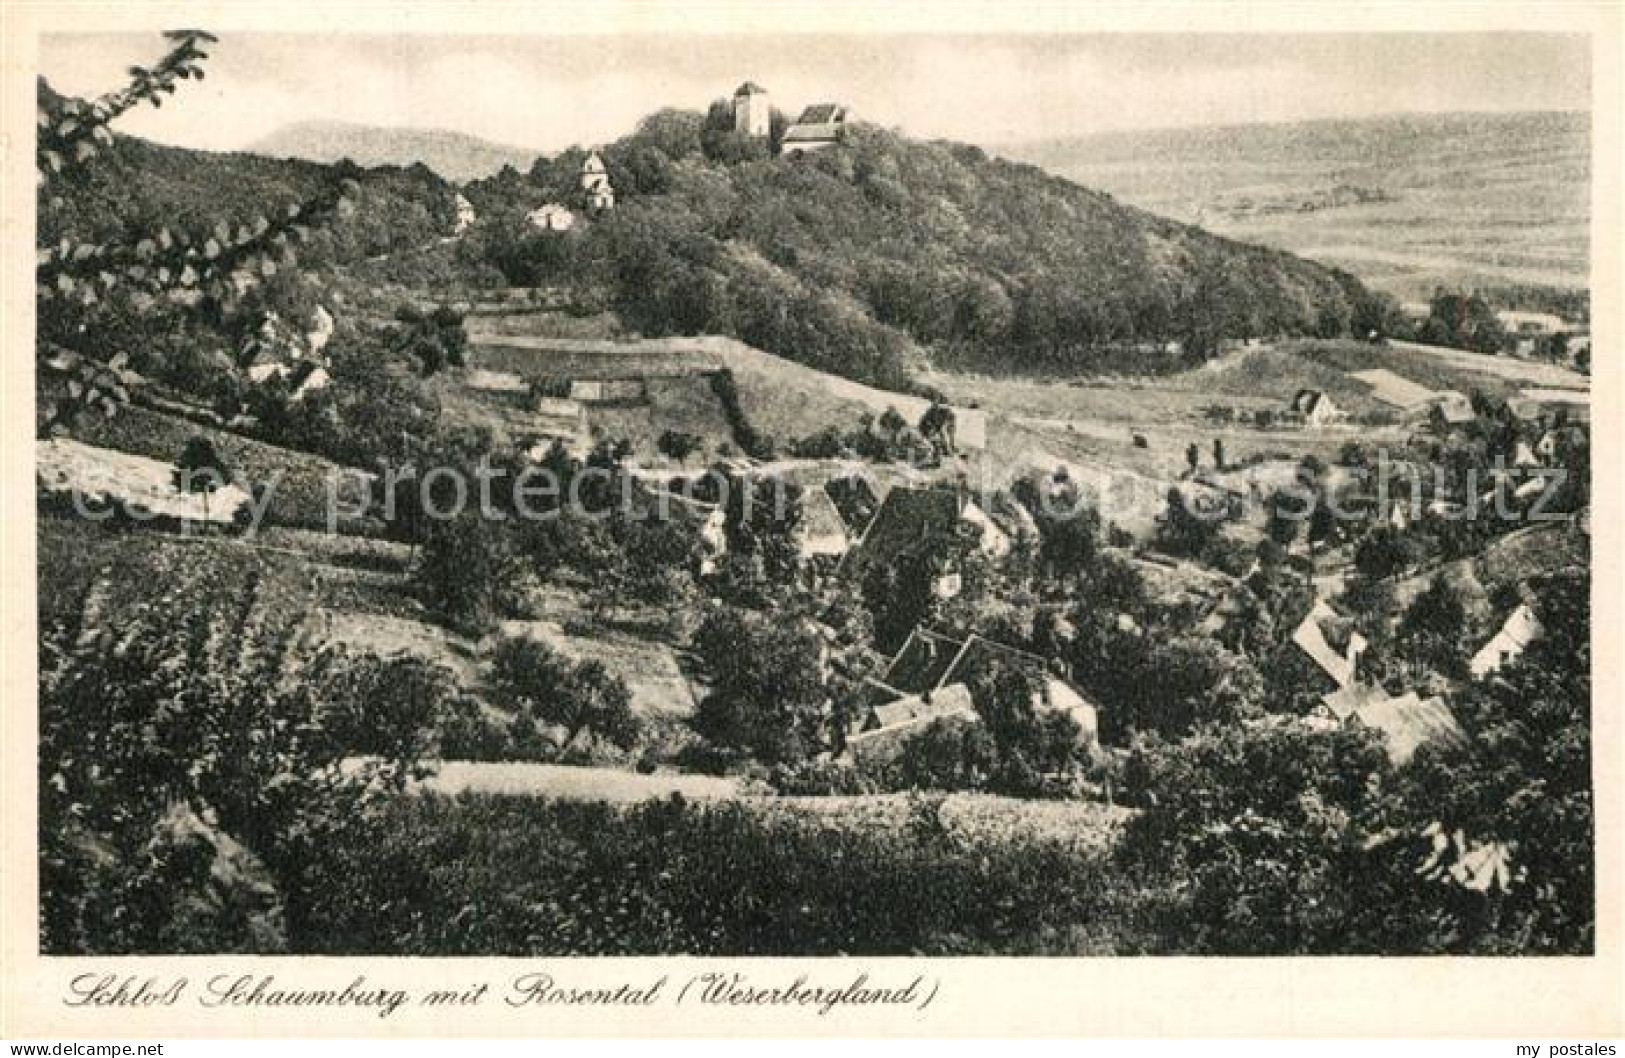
[14,5,1609,986]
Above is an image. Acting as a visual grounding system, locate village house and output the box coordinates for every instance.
[732,82,772,137]
[1291,598,1368,690]
[1470,603,1543,679]
[1289,388,1341,428]
[1430,390,1476,432]
[527,202,577,231]
[839,483,1011,596]
[794,485,852,561]
[735,466,855,563]
[1509,389,1590,428]
[848,626,1100,758]
[845,682,977,763]
[1495,309,1570,336]
[239,306,333,401]
[780,103,850,155]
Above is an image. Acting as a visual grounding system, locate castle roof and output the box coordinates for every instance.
[734,81,768,96]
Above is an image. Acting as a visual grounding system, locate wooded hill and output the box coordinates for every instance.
[45,75,1386,391]
[39,80,457,267]
[465,109,1386,386]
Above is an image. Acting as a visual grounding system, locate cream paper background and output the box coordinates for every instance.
[1,0,1620,1039]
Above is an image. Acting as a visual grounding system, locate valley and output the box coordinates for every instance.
[33,33,1595,959]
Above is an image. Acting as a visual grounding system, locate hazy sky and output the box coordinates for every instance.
[39,32,1591,154]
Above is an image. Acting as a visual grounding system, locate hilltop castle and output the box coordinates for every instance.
[730,82,851,154]
[733,82,771,138]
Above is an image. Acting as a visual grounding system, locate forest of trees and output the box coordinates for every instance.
[459,108,1387,387]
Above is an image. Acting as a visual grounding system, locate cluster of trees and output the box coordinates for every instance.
[38,540,474,952]
[1411,292,1509,354]
[1118,568,1592,954]
[456,110,1382,388]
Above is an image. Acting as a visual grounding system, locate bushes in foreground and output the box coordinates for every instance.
[293,793,1136,956]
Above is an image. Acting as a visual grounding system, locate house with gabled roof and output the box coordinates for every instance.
[1289,389,1341,428]
[861,626,1100,747]
[846,682,978,762]
[1311,681,1468,767]
[796,483,853,560]
[1431,390,1476,430]
[1351,368,1438,410]
[1469,603,1543,678]
[781,103,850,154]
[579,151,614,213]
[840,484,1010,590]
[1348,689,1468,766]
[1291,598,1368,690]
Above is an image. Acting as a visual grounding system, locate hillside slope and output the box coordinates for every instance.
[252,120,541,184]
[40,80,459,264]
[1007,110,1590,298]
[464,116,1383,387]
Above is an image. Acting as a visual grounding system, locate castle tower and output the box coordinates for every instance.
[733,82,771,138]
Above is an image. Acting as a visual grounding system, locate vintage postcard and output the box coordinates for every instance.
[1,0,1621,1040]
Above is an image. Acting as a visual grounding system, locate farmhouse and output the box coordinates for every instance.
[1291,599,1368,690]
[1430,391,1476,430]
[846,682,977,762]
[840,484,1009,588]
[860,626,1099,748]
[239,307,333,400]
[796,485,853,560]
[1350,690,1467,766]
[1315,681,1467,766]
[781,103,850,154]
[1509,389,1590,427]
[1469,603,1543,678]
[1289,389,1341,428]
[1495,310,1569,336]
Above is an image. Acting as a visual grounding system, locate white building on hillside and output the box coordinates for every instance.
[580,152,614,213]
[527,203,577,231]
[781,103,850,154]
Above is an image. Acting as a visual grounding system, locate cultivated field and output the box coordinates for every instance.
[1011,111,1590,299]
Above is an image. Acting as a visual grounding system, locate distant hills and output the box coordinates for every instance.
[1004,110,1590,298]
[251,120,540,184]
[41,81,459,265]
